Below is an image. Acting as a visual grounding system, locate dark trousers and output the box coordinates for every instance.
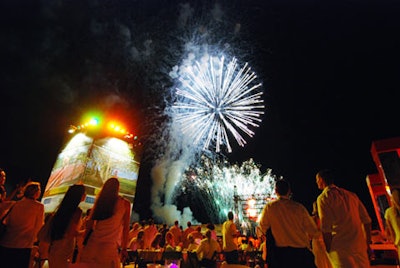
[0,246,32,268]
[224,250,239,264]
[269,246,316,268]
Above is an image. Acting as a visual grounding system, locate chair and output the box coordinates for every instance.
[187,251,200,268]
[125,250,139,267]
[162,251,183,267]
[195,251,219,268]
[243,251,263,268]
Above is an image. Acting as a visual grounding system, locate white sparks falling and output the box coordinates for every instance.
[172,55,265,153]
[182,157,277,223]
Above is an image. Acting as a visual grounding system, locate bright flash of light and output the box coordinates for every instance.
[172,55,264,153]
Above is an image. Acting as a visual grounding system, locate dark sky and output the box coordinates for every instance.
[1,0,400,227]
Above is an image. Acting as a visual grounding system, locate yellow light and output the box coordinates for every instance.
[386,185,392,195]
[248,198,256,207]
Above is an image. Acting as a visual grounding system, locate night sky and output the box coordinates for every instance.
[1,0,400,227]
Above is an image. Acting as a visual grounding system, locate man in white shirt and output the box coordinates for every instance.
[316,169,372,268]
[196,229,221,267]
[259,179,318,268]
[222,211,239,264]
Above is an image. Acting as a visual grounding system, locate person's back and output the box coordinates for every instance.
[196,230,221,267]
[86,197,126,248]
[1,197,43,248]
[316,169,371,268]
[259,179,318,268]
[129,230,145,251]
[143,220,158,249]
[47,184,86,268]
[0,182,44,268]
[128,222,141,241]
[222,211,239,264]
[80,178,131,268]
[262,198,318,248]
[318,186,369,250]
[182,221,195,248]
[169,221,182,246]
[186,234,198,252]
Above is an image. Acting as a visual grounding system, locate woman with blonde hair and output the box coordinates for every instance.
[79,178,131,267]
[47,184,86,268]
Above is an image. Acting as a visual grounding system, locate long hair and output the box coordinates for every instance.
[51,184,85,241]
[90,178,119,220]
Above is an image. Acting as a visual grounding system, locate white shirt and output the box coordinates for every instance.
[317,185,371,251]
[259,196,318,248]
[0,198,44,248]
[222,219,238,251]
[196,237,221,260]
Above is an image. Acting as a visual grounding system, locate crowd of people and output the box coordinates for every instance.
[0,167,393,268]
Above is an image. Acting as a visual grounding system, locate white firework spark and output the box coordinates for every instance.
[172,54,265,152]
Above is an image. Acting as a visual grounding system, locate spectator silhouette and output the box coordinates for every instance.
[259,179,318,268]
[158,223,169,247]
[150,232,163,250]
[196,229,221,268]
[143,218,158,249]
[222,211,239,264]
[169,220,182,248]
[129,230,145,251]
[316,169,372,268]
[79,178,131,267]
[185,233,199,252]
[0,182,44,268]
[182,221,195,248]
[385,188,400,261]
[47,184,86,268]
[0,168,6,201]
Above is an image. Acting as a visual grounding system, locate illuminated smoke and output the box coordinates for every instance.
[147,3,266,225]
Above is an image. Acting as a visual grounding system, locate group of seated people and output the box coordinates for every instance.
[126,219,265,267]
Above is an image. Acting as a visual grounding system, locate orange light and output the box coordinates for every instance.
[107,121,130,135]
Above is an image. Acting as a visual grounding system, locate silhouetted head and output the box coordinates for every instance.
[24,182,41,199]
[228,211,234,220]
[316,169,335,190]
[275,179,290,197]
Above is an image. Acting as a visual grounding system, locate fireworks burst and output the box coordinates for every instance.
[180,157,277,223]
[171,54,265,153]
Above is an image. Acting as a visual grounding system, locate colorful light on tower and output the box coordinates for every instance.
[42,113,141,213]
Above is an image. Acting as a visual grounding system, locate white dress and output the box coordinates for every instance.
[48,209,82,268]
[80,197,126,268]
